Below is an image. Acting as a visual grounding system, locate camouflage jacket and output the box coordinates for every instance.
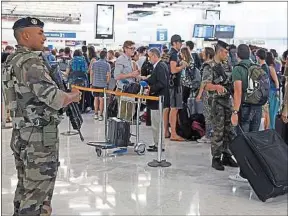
[2,46,64,129]
[202,59,233,99]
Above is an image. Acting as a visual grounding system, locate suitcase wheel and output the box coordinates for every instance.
[95,148,102,157]
[135,143,146,155]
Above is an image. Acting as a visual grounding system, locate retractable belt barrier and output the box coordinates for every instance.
[72,85,172,168]
[72,85,160,101]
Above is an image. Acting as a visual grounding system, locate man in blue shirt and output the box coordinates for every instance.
[91,51,111,121]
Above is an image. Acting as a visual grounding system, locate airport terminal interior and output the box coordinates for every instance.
[1,0,288,215]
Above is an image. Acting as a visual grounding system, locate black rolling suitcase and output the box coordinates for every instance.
[230,129,288,202]
[107,117,131,147]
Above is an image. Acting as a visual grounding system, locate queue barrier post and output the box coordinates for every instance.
[61,83,79,137]
[148,96,172,168]
[61,120,79,137]
[85,88,109,149]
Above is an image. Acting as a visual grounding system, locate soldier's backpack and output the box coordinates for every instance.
[237,63,270,105]
[2,53,36,112]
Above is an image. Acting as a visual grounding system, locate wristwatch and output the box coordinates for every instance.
[232,110,239,115]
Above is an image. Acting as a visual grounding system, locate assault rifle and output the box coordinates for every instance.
[42,55,84,141]
[212,64,233,96]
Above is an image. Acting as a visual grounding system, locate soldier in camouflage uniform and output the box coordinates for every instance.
[202,41,238,171]
[2,17,81,216]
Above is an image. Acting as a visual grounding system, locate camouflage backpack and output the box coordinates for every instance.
[2,52,37,112]
[237,63,270,105]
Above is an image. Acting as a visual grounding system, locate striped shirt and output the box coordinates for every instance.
[92,59,111,88]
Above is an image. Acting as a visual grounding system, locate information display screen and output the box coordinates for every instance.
[96,4,114,39]
[193,24,214,38]
[214,25,235,39]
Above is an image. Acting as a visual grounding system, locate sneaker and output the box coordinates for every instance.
[197,136,211,143]
[94,114,98,120]
[98,115,103,121]
[229,173,248,183]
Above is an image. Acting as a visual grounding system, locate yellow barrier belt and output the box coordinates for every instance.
[71,85,160,101]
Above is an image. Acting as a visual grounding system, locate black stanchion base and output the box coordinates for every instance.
[61,131,79,136]
[148,159,172,167]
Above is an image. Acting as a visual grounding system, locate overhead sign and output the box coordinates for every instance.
[156,29,168,41]
[44,32,76,38]
[65,40,86,46]
[149,44,163,51]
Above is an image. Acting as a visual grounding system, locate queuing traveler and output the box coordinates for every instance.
[91,50,111,121]
[202,40,237,171]
[230,44,263,182]
[142,48,170,152]
[186,40,201,70]
[114,40,140,121]
[137,46,148,69]
[256,49,270,129]
[282,56,288,123]
[3,17,81,216]
[1,45,14,63]
[1,45,14,125]
[168,34,188,141]
[196,47,215,143]
[180,47,195,104]
[266,51,280,129]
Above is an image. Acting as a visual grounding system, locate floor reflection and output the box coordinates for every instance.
[2,115,287,215]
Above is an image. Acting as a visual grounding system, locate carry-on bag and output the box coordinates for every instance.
[107,117,131,147]
[230,129,288,202]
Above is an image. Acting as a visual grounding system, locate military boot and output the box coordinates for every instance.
[222,154,238,167]
[212,157,225,171]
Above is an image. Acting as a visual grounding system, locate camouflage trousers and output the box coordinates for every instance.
[210,98,236,158]
[10,127,59,216]
[202,91,213,138]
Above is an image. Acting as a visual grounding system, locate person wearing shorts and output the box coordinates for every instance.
[91,50,111,121]
[168,35,188,141]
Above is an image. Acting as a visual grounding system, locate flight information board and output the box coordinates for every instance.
[193,24,214,38]
[95,4,115,39]
[214,25,235,39]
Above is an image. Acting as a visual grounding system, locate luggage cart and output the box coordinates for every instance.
[88,82,148,157]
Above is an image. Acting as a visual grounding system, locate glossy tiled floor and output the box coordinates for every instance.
[1,114,287,215]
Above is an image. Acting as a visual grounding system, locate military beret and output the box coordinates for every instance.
[216,40,230,51]
[12,17,44,30]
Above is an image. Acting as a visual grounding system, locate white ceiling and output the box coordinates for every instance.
[1,1,81,17]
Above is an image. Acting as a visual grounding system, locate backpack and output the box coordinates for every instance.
[2,52,36,112]
[71,56,87,73]
[237,63,270,105]
[191,114,205,140]
[181,63,201,91]
[176,103,193,140]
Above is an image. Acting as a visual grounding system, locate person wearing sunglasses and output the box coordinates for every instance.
[114,40,140,121]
